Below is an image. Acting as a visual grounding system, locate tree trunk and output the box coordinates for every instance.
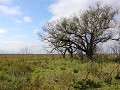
[70,52,73,58]
[62,52,66,58]
[86,50,94,60]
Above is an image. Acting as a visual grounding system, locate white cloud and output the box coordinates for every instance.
[3,40,20,44]
[0,35,3,37]
[0,0,12,4]
[15,16,32,24]
[0,41,20,53]
[0,40,47,54]
[0,5,22,15]
[49,0,120,20]
[0,28,7,34]
[15,19,22,24]
[23,16,32,23]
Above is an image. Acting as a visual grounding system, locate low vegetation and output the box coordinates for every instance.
[0,54,120,90]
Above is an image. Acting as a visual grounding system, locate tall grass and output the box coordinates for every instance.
[0,54,120,90]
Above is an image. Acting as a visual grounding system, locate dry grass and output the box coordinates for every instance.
[0,54,120,90]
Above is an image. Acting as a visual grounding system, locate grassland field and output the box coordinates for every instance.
[0,54,120,90]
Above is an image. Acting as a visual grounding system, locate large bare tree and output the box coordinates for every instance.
[41,3,119,58]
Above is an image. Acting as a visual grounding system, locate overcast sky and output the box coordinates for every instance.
[0,0,119,54]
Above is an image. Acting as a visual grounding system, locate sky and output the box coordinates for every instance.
[0,0,120,54]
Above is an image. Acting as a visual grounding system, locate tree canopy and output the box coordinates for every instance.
[41,3,119,58]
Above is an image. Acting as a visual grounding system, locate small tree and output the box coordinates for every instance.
[41,3,119,58]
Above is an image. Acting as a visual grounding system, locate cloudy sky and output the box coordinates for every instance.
[0,0,119,54]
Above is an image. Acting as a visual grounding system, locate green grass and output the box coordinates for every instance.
[0,54,120,90]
